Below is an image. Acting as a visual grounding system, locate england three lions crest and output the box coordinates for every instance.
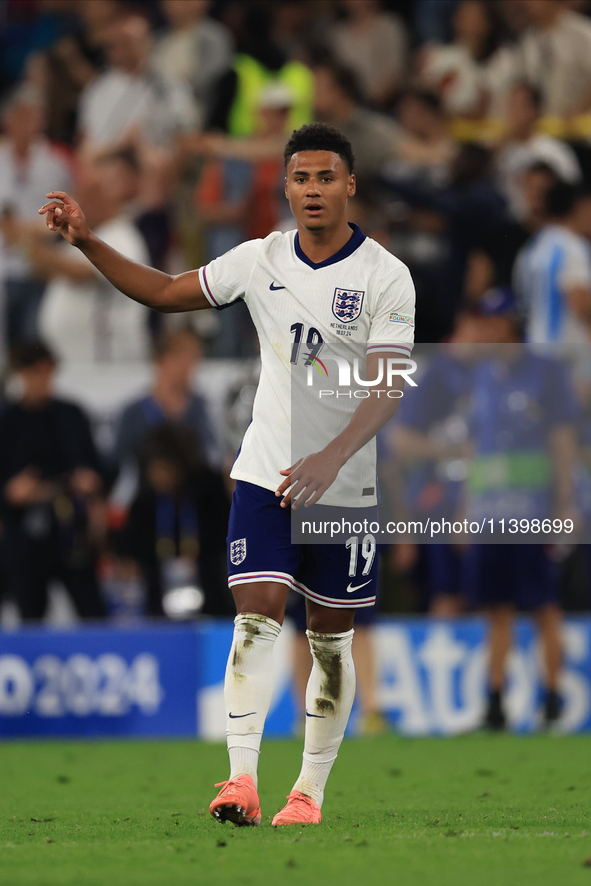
[230,538,247,566]
[332,288,365,323]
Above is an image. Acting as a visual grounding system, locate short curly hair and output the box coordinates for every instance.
[283,123,355,174]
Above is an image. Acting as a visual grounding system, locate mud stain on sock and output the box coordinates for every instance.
[314,648,342,701]
[232,615,269,666]
[315,697,335,715]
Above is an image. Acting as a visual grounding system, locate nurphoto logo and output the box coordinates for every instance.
[305,354,417,399]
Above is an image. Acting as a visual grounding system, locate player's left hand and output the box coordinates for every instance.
[276,449,343,510]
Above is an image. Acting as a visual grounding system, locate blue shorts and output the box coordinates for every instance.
[227,481,379,609]
[463,544,559,610]
[424,544,464,600]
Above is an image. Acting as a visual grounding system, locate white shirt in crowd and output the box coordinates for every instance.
[199,226,415,507]
[0,138,72,280]
[39,215,151,363]
[421,42,517,118]
[78,67,199,150]
[517,10,591,117]
[514,223,591,346]
[496,134,581,221]
[151,18,232,115]
[330,12,408,100]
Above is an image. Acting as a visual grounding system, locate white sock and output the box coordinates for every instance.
[225,613,282,788]
[292,628,356,808]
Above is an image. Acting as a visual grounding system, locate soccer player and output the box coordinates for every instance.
[39,123,415,826]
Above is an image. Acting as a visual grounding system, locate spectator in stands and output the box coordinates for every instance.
[413,0,459,45]
[472,161,561,297]
[0,0,79,91]
[517,0,591,118]
[514,182,591,347]
[391,89,457,186]
[195,83,292,251]
[0,340,105,621]
[33,148,151,363]
[312,62,401,181]
[328,0,408,108]
[27,0,125,146]
[208,4,313,137]
[418,0,515,121]
[518,162,562,234]
[0,83,72,346]
[495,82,581,221]
[77,11,198,158]
[152,0,233,126]
[114,328,219,472]
[115,424,231,617]
[382,143,509,337]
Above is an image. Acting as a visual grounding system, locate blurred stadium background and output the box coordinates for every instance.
[1,0,591,747]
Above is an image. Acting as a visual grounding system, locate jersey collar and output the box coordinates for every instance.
[294,223,366,270]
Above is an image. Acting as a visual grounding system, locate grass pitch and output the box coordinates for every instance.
[0,734,590,886]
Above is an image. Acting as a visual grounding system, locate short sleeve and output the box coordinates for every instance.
[367,263,416,359]
[198,239,261,309]
[559,238,591,290]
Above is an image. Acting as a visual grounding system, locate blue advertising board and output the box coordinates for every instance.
[0,625,199,738]
[1,617,591,739]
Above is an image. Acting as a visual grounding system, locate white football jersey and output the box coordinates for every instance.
[199,224,415,506]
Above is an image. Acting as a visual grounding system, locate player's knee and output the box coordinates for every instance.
[232,581,289,624]
[306,601,355,634]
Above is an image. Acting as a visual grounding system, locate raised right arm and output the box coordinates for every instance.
[39,191,210,313]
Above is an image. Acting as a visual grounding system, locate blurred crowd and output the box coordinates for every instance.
[2,0,591,638]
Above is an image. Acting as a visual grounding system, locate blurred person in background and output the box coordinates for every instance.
[0,0,79,93]
[77,10,198,159]
[390,310,495,617]
[195,83,293,255]
[0,83,72,346]
[413,0,460,45]
[328,0,408,109]
[514,182,591,347]
[495,82,581,221]
[32,148,151,363]
[192,83,293,356]
[270,0,324,63]
[465,161,562,306]
[113,327,219,476]
[390,89,457,187]
[382,142,509,339]
[417,0,516,123]
[516,0,591,119]
[0,340,105,621]
[462,308,579,729]
[152,0,233,127]
[208,3,313,137]
[114,423,231,618]
[312,62,401,182]
[26,0,126,147]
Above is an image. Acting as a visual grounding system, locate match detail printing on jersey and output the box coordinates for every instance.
[199,225,416,507]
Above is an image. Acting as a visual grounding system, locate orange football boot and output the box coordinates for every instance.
[209,775,262,826]
[272,790,322,826]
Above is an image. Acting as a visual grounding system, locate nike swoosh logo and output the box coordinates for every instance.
[346,580,372,593]
[305,711,326,718]
[269,282,286,290]
[228,711,257,718]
